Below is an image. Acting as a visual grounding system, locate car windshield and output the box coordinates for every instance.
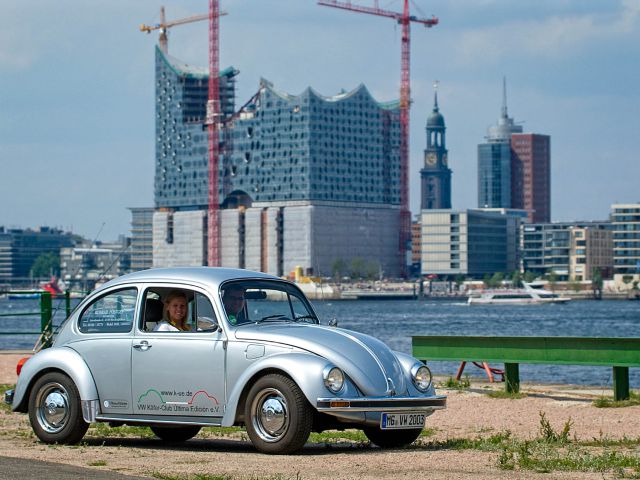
[220,279,319,326]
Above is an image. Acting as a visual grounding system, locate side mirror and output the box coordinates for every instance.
[197,316,220,332]
[328,317,338,327]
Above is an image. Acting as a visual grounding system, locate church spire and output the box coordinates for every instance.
[501,76,508,118]
[433,80,439,112]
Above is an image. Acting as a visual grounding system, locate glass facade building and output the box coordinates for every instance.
[225,80,400,206]
[477,143,512,209]
[611,204,640,275]
[154,46,238,209]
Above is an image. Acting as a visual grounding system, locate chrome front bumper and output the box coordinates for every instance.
[4,389,14,406]
[316,395,446,412]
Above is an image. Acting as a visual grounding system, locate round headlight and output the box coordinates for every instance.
[411,364,432,392]
[323,366,345,393]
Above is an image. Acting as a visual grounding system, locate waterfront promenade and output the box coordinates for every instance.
[1,351,639,479]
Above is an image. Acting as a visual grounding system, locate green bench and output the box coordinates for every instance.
[412,336,640,401]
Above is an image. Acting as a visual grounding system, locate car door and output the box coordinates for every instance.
[131,285,226,420]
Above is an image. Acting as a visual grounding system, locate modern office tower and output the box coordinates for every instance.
[420,209,520,278]
[477,79,551,222]
[154,46,238,210]
[420,88,451,209]
[0,226,75,287]
[411,218,422,276]
[511,134,551,223]
[611,203,640,275]
[521,222,613,281]
[128,207,154,271]
[60,238,131,291]
[218,79,402,277]
[151,43,404,276]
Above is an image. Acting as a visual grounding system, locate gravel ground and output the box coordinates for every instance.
[1,352,639,479]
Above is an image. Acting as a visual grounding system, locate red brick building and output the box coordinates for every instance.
[510,133,551,223]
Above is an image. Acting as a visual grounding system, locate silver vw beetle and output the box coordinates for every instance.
[7,267,446,454]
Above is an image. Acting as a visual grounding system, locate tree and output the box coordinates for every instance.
[591,268,603,300]
[546,270,558,292]
[511,270,522,288]
[483,274,492,288]
[350,257,366,280]
[523,271,537,284]
[365,260,380,280]
[30,252,60,278]
[489,272,504,288]
[454,274,465,291]
[331,258,347,282]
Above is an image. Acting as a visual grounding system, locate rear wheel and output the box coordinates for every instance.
[150,425,201,443]
[244,374,313,454]
[363,427,422,448]
[28,372,89,444]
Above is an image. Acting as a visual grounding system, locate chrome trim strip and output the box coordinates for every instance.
[316,395,447,413]
[95,414,222,426]
[81,399,99,423]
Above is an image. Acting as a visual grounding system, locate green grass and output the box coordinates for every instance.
[440,376,471,390]
[594,391,640,408]
[0,384,14,413]
[88,460,107,467]
[422,411,640,476]
[486,389,528,400]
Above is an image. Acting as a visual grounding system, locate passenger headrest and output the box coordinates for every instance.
[144,298,164,323]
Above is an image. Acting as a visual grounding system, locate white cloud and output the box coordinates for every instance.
[451,1,639,65]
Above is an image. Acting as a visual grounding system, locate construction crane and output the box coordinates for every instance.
[206,0,222,267]
[318,0,438,277]
[140,6,226,54]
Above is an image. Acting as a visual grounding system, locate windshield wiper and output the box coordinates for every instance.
[293,314,319,324]
[256,314,292,324]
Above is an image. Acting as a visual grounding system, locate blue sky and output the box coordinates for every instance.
[1,0,638,240]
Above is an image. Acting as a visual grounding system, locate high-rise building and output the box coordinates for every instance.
[129,207,154,271]
[420,86,451,210]
[60,238,131,291]
[521,222,613,280]
[151,46,404,277]
[0,226,75,287]
[611,203,640,275]
[420,209,520,278]
[477,79,551,222]
[511,134,551,223]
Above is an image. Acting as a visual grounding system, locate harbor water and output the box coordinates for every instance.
[1,297,638,388]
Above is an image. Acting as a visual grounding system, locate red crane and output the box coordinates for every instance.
[318,0,438,277]
[206,0,222,266]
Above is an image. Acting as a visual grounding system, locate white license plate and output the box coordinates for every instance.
[380,412,425,430]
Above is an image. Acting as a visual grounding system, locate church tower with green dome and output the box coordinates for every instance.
[420,83,452,209]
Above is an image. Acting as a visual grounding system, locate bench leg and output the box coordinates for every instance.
[504,363,520,394]
[613,366,630,401]
[456,361,467,381]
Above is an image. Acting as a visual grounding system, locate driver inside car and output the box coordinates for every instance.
[222,286,247,325]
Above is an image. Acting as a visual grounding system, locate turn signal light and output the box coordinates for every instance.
[16,357,30,376]
[329,400,350,408]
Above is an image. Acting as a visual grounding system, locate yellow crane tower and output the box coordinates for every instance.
[140,6,227,54]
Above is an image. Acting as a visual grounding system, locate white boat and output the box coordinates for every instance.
[467,283,571,305]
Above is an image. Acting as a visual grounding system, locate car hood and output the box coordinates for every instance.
[234,324,406,396]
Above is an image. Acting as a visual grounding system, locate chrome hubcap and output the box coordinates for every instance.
[252,388,288,442]
[36,383,70,433]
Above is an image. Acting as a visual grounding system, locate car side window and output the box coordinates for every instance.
[79,288,137,334]
[141,288,218,332]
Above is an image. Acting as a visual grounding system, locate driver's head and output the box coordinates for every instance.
[222,285,245,317]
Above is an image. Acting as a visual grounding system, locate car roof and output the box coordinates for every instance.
[99,267,281,292]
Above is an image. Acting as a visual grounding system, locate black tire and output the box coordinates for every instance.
[244,373,313,454]
[363,427,422,449]
[150,425,201,443]
[28,372,89,444]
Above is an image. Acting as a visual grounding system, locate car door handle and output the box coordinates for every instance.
[133,341,152,351]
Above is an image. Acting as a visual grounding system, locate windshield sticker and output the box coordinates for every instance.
[136,388,223,415]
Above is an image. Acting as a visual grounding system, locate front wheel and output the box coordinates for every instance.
[28,372,89,444]
[244,374,313,454]
[363,426,423,449]
[150,425,201,443]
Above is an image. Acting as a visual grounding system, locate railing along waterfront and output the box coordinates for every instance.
[413,335,640,401]
[0,291,75,350]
